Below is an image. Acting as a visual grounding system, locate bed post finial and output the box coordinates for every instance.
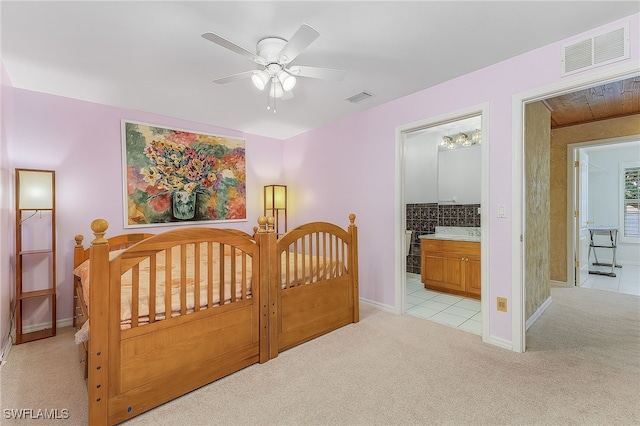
[257,216,268,233]
[349,213,356,226]
[266,216,276,233]
[74,234,84,247]
[90,218,109,245]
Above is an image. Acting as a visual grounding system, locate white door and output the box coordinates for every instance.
[575,149,590,286]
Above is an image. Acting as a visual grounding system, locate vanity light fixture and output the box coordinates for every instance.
[441,136,455,150]
[471,128,482,144]
[455,132,468,145]
[441,129,481,150]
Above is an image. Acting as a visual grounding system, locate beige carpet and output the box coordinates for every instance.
[1,286,639,425]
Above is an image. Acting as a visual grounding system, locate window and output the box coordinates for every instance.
[622,163,640,240]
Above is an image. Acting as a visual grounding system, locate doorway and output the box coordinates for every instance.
[569,140,640,292]
[395,104,489,342]
[515,69,640,352]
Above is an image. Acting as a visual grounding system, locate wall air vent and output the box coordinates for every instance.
[346,91,374,103]
[561,22,629,76]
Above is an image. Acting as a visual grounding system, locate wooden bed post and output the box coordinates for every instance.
[265,217,281,359]
[255,216,276,363]
[87,219,110,426]
[348,214,360,323]
[73,235,84,329]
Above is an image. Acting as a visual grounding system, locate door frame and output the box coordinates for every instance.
[395,102,490,343]
[572,146,591,288]
[512,62,639,353]
[567,137,640,288]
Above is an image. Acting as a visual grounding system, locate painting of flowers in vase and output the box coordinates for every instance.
[122,120,246,227]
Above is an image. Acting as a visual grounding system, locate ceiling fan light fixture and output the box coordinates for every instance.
[270,79,284,98]
[251,70,270,91]
[278,71,297,91]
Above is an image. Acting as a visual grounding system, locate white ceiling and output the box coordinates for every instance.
[1,1,638,140]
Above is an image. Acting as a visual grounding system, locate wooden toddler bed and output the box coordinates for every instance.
[72,215,358,425]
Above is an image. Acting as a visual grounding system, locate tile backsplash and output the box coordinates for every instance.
[405,203,481,274]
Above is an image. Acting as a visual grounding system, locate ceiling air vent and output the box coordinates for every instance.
[346,91,374,103]
[561,23,629,76]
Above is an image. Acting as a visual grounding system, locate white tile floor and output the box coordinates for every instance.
[405,273,482,335]
[405,264,639,336]
[579,263,640,295]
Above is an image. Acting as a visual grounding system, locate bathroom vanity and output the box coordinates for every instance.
[420,227,480,299]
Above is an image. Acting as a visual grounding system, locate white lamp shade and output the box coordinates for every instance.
[278,71,296,91]
[251,70,270,91]
[269,80,284,98]
[18,169,54,210]
[264,185,287,209]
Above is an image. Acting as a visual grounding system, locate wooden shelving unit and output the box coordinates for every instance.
[15,168,56,344]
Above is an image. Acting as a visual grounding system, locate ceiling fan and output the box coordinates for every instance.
[202,24,345,111]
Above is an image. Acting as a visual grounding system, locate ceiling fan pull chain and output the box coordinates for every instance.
[273,90,277,114]
[266,84,272,111]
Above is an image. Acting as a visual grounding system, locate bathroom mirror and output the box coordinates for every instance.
[404,115,481,205]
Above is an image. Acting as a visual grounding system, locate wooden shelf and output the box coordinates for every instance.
[20,249,53,255]
[15,327,55,344]
[18,288,56,299]
[15,168,57,344]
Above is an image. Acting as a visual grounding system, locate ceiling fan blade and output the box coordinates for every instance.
[289,66,346,81]
[202,32,266,65]
[278,24,319,64]
[212,70,256,84]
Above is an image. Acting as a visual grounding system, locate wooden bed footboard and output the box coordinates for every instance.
[269,214,359,358]
[80,218,274,425]
[72,214,358,423]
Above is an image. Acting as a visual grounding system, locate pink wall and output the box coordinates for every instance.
[7,89,283,325]
[1,60,15,354]
[3,13,638,348]
[285,14,640,342]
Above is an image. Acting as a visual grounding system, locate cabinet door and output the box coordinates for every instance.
[465,255,481,297]
[441,253,465,292]
[424,254,444,283]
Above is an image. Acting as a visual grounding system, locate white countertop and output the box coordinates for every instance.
[418,226,481,243]
[419,234,481,242]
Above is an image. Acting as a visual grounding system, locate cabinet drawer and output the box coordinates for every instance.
[441,240,480,255]
[421,239,442,252]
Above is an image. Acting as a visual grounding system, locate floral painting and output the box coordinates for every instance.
[122,120,246,227]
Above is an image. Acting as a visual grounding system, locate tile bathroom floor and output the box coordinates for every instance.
[579,263,640,296]
[405,273,482,335]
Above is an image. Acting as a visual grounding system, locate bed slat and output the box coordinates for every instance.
[149,255,157,324]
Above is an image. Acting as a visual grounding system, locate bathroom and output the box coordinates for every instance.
[403,115,483,333]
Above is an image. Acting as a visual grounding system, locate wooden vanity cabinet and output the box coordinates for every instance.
[421,239,480,299]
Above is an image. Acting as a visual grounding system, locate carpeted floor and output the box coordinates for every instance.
[1,286,639,425]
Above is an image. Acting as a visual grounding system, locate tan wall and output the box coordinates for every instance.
[549,114,640,283]
[525,102,551,320]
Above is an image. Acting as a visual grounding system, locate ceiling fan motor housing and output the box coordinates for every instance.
[256,37,288,64]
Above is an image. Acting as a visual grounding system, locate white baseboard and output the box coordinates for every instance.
[0,337,12,365]
[486,335,513,351]
[359,297,396,314]
[22,318,74,334]
[526,296,552,331]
